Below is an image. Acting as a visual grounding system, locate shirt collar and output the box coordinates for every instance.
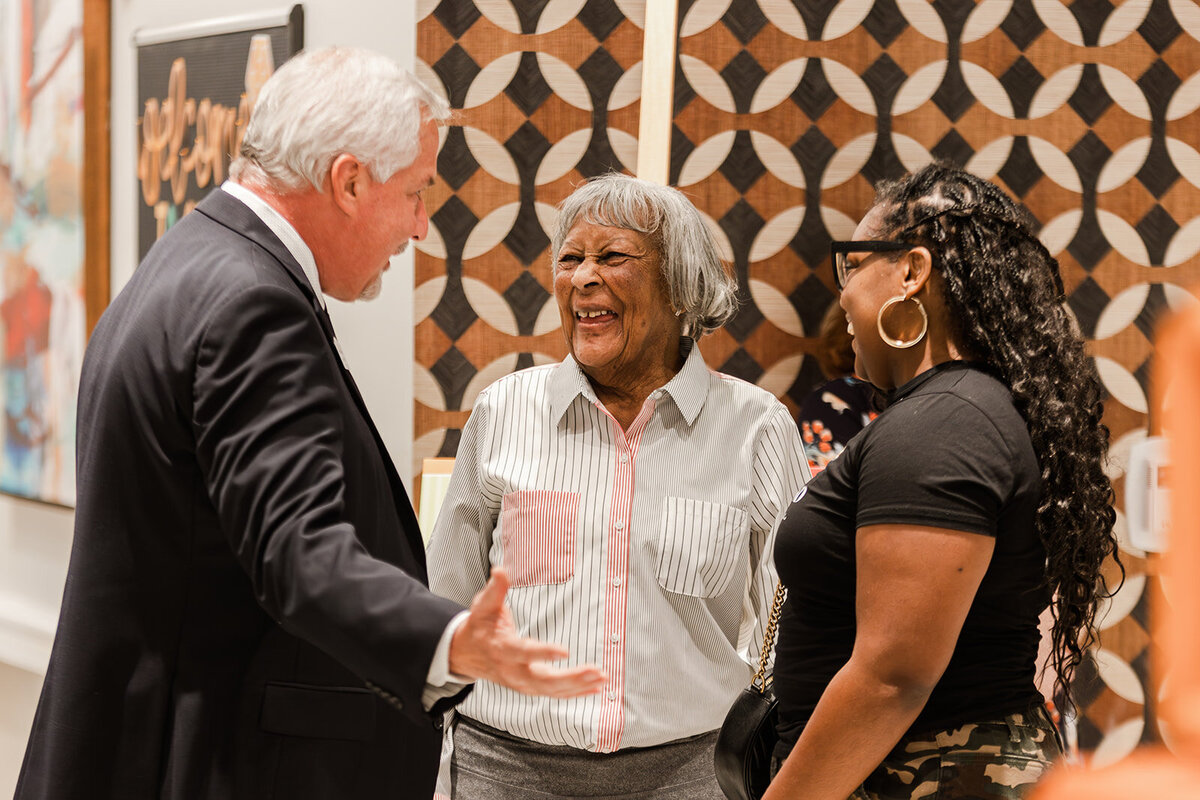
[220,180,325,309]
[548,337,710,426]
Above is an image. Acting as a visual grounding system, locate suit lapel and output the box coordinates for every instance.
[313,308,429,570]
[196,190,428,567]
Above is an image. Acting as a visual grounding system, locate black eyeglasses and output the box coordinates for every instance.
[830,240,913,290]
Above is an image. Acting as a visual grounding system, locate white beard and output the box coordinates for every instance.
[359,273,383,301]
[358,242,408,301]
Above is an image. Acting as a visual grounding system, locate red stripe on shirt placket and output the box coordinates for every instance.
[595,397,655,752]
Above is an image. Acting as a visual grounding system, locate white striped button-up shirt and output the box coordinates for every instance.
[427,339,809,751]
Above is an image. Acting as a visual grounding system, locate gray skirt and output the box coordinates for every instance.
[450,716,724,799]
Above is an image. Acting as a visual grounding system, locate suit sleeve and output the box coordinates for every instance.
[191,283,463,723]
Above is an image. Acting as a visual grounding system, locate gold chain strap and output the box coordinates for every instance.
[751,582,787,692]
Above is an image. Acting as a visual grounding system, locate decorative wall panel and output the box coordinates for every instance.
[415,0,645,468]
[417,0,1200,763]
[670,0,1199,764]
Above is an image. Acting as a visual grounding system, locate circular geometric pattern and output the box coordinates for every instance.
[751,59,808,114]
[1098,1,1155,46]
[893,62,948,115]
[1097,573,1148,632]
[536,53,592,110]
[677,132,736,186]
[826,1,876,40]
[964,137,1016,178]
[1094,647,1146,705]
[1166,72,1200,120]
[679,0,732,38]
[1035,0,1085,46]
[822,134,876,189]
[609,63,643,110]
[1094,356,1148,414]
[1028,138,1080,192]
[1038,210,1083,257]
[962,1,1011,44]
[962,62,1016,118]
[1029,65,1084,119]
[663,0,1200,763]
[463,52,522,109]
[418,0,643,473]
[750,208,805,263]
[1091,716,1145,768]
[463,127,519,185]
[421,1,1200,762]
[678,55,736,113]
[462,202,520,260]
[759,1,806,39]
[750,133,804,187]
[536,130,594,185]
[474,0,590,34]
[897,0,948,42]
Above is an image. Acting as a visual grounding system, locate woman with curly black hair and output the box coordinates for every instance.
[763,164,1118,800]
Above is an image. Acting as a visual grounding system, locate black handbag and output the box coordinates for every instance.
[714,583,786,800]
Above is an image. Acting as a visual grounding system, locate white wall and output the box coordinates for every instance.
[0,1,421,793]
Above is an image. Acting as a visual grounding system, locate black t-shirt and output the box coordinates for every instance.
[772,362,1048,757]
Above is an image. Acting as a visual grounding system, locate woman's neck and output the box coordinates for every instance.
[886,336,965,390]
[588,357,684,432]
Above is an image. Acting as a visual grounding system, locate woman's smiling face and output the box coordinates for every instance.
[554,220,681,391]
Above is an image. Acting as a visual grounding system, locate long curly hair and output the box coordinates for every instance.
[871,163,1120,708]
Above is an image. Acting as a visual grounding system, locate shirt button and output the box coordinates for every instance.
[611,577,622,587]
[610,633,620,643]
[607,690,617,700]
[614,520,625,531]
[619,453,629,464]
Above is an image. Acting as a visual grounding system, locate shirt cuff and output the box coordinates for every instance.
[427,610,474,688]
[422,611,474,712]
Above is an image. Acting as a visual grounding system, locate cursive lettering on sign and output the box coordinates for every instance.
[138,57,254,219]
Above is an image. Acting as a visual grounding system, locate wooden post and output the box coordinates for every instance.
[635,0,677,185]
[83,0,111,336]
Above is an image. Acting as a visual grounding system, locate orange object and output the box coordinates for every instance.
[1033,305,1200,798]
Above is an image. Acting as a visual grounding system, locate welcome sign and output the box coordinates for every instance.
[135,6,303,261]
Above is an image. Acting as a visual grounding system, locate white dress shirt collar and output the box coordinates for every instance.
[220,180,326,310]
[548,336,709,426]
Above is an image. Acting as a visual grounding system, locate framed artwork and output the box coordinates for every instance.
[0,0,108,507]
[134,5,304,262]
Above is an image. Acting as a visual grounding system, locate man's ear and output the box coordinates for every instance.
[901,246,934,298]
[329,154,363,216]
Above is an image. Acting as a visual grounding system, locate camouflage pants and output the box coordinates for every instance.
[775,706,1062,799]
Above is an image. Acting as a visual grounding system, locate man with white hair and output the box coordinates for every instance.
[16,47,604,800]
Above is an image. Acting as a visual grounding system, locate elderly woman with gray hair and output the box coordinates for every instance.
[427,173,809,799]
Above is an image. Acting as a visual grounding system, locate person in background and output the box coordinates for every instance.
[766,164,1118,800]
[797,301,879,474]
[16,47,603,800]
[428,173,809,800]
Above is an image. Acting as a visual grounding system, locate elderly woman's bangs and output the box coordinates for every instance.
[564,181,665,242]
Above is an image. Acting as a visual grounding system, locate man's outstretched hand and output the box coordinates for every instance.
[448,567,607,697]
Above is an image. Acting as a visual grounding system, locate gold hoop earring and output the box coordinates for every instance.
[876,295,927,349]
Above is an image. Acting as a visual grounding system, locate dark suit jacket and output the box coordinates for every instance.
[16,189,467,800]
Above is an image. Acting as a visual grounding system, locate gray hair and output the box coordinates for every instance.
[230,46,450,191]
[551,174,738,337]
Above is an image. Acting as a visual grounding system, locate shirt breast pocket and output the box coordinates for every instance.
[499,490,579,587]
[656,496,749,598]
